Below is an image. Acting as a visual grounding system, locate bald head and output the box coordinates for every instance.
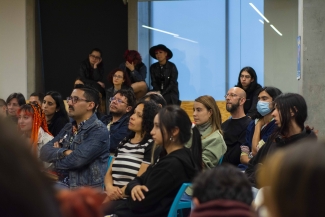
[231,87,246,99]
[225,87,246,117]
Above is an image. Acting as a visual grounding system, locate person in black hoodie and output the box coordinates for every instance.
[235,66,262,119]
[245,93,317,188]
[104,105,202,217]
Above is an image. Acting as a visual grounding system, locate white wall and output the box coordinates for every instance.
[0,0,27,99]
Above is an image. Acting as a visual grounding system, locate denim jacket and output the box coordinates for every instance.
[40,113,110,188]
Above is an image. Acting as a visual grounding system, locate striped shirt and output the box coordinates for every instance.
[112,139,153,188]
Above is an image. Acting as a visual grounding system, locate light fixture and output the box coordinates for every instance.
[259,19,264,24]
[270,25,283,36]
[249,3,269,23]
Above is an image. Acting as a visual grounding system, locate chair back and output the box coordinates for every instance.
[167,183,192,217]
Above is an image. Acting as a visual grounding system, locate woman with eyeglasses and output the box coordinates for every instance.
[105,68,133,115]
[235,66,262,119]
[42,91,69,137]
[17,103,53,167]
[78,48,106,97]
[103,101,160,207]
[239,87,282,167]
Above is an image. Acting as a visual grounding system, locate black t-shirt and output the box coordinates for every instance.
[221,116,251,166]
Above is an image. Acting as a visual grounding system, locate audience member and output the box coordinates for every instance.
[0,118,61,217]
[17,103,53,167]
[78,48,105,95]
[245,93,317,187]
[6,92,26,123]
[0,99,7,117]
[190,165,255,217]
[222,87,251,166]
[259,141,325,217]
[74,76,86,87]
[236,67,262,119]
[240,87,282,166]
[101,89,136,153]
[29,92,45,106]
[119,50,148,99]
[105,105,202,217]
[149,44,180,105]
[42,91,69,137]
[105,68,133,115]
[103,101,160,205]
[141,92,167,107]
[40,85,109,189]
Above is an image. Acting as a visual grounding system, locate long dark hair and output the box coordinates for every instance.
[273,93,307,137]
[157,105,203,170]
[236,66,260,93]
[255,86,282,119]
[44,91,69,123]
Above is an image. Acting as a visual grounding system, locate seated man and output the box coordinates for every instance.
[190,164,254,217]
[29,92,45,106]
[101,89,136,153]
[40,85,109,189]
[221,87,251,166]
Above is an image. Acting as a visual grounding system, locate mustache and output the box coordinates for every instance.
[69,105,74,111]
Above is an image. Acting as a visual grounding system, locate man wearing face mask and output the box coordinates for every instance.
[239,87,282,167]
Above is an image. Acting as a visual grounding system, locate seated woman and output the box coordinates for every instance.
[105,68,133,115]
[42,91,69,137]
[190,95,227,169]
[104,101,160,202]
[149,44,180,105]
[105,105,202,217]
[17,103,53,167]
[235,66,262,119]
[240,87,282,166]
[119,50,148,99]
[6,92,26,123]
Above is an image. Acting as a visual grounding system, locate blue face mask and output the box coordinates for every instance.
[257,101,271,116]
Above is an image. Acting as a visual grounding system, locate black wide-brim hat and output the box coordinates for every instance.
[149,44,173,60]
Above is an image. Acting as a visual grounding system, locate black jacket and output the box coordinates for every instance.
[245,127,317,188]
[78,59,105,95]
[150,61,180,105]
[115,147,197,217]
[243,84,262,119]
[119,62,147,84]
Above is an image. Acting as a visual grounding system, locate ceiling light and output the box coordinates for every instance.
[249,3,269,23]
[270,25,283,36]
[142,25,178,36]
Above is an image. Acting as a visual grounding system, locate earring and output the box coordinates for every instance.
[169,136,174,142]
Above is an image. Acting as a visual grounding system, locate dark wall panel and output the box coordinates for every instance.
[39,0,128,97]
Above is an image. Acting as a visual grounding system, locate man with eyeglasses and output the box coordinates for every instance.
[101,89,136,154]
[40,85,109,189]
[221,87,251,166]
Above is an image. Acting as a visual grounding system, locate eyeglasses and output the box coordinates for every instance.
[89,54,101,60]
[224,93,239,98]
[113,75,123,79]
[240,75,251,79]
[67,96,90,104]
[110,97,126,104]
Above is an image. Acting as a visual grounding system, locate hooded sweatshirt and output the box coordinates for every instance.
[190,199,255,217]
[115,147,198,217]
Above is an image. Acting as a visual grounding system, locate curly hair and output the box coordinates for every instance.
[107,68,132,87]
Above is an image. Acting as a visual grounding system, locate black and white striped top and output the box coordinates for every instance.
[112,139,153,188]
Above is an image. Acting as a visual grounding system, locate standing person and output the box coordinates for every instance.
[190,95,226,168]
[240,87,282,166]
[40,85,109,189]
[119,50,148,99]
[105,68,133,115]
[0,99,7,117]
[103,101,160,204]
[42,91,69,137]
[245,93,317,187]
[221,87,251,166]
[6,92,26,123]
[104,106,202,216]
[149,44,180,105]
[236,67,262,119]
[17,103,53,167]
[78,48,105,95]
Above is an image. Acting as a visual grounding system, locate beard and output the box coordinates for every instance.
[226,100,240,113]
[110,109,124,117]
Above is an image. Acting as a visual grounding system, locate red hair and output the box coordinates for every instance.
[123,50,142,65]
[17,104,52,156]
[107,68,132,87]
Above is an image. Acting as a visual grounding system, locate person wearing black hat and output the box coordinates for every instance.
[149,44,180,105]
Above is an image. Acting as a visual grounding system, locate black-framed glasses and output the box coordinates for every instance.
[110,97,126,104]
[89,54,101,60]
[224,93,239,99]
[240,75,251,79]
[67,96,90,104]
